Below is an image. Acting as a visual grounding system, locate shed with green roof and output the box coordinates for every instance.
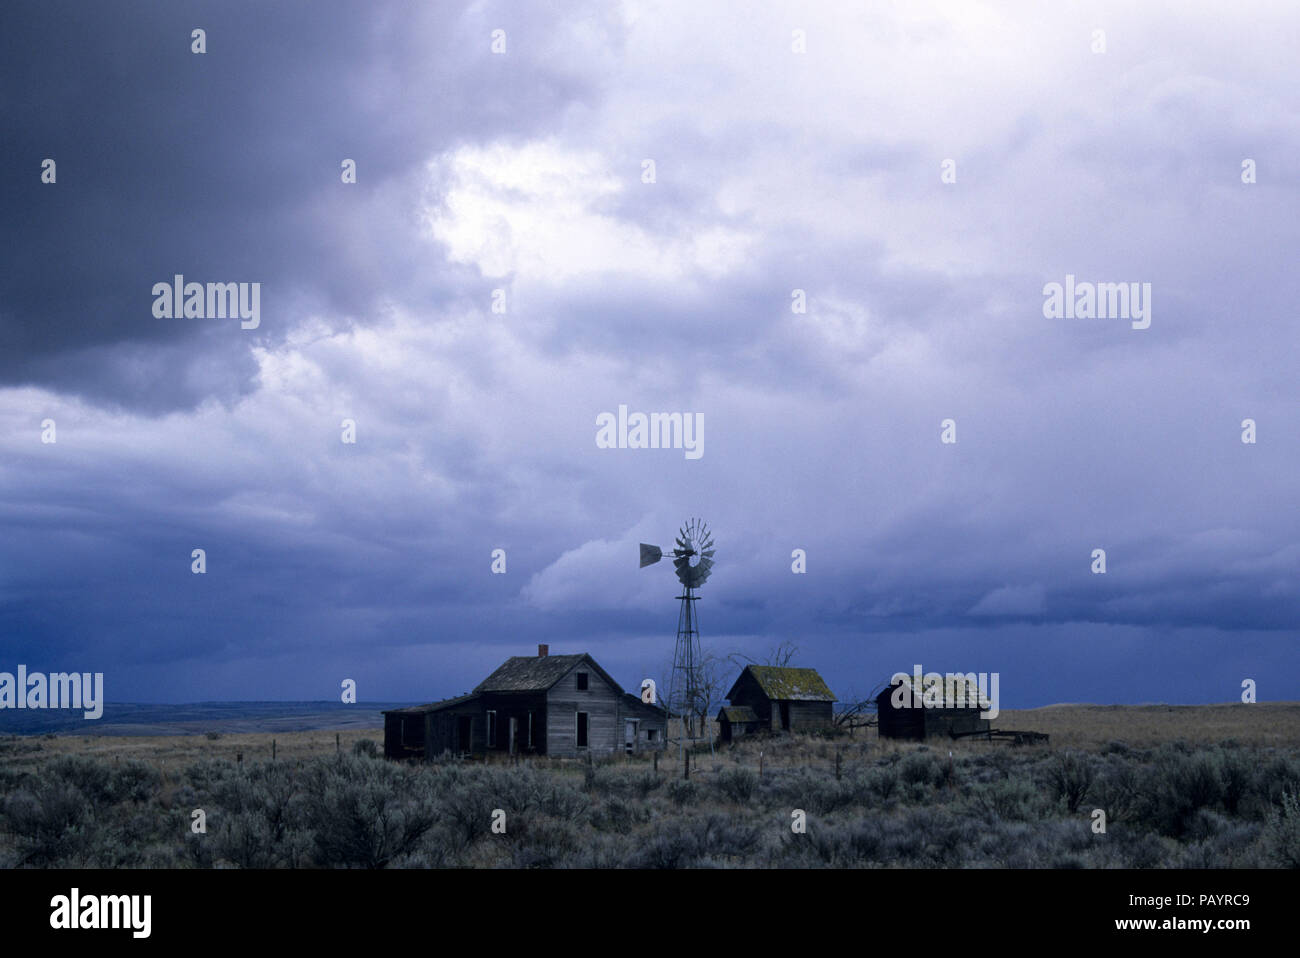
[723,665,837,733]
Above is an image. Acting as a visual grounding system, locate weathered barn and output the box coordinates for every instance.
[717,706,761,742]
[723,665,836,733]
[876,673,991,740]
[383,646,667,760]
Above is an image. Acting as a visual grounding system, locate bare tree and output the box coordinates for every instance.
[691,648,730,745]
[834,682,886,733]
[727,640,801,671]
[656,650,725,742]
[765,641,800,667]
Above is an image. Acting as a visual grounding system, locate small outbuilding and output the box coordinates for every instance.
[723,665,836,733]
[876,673,991,740]
[716,705,761,742]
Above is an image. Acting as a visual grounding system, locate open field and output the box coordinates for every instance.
[3,703,1299,868]
[2,727,382,775]
[995,702,1300,748]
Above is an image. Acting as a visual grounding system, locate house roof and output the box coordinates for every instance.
[474,653,624,694]
[717,706,759,723]
[880,673,992,710]
[383,692,480,716]
[621,692,668,717]
[726,665,836,703]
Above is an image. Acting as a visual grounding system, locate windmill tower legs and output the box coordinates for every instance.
[667,588,702,754]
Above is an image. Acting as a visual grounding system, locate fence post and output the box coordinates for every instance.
[653,750,658,774]
[336,732,341,754]
[272,739,276,761]
[836,748,842,781]
[759,750,764,779]
[684,749,690,780]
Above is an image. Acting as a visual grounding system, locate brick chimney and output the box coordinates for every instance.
[538,644,548,657]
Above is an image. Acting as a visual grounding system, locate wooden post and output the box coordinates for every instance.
[759,750,764,779]
[684,749,689,780]
[236,751,243,765]
[336,732,341,754]
[272,739,276,761]
[835,748,842,781]
[653,750,658,773]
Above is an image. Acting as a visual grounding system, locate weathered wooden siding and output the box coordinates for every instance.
[720,717,759,742]
[545,662,623,756]
[923,708,989,738]
[728,672,774,728]
[429,704,476,757]
[384,712,426,759]
[876,687,989,740]
[785,700,829,731]
[617,695,668,752]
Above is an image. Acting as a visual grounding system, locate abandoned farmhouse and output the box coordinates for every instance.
[383,646,668,760]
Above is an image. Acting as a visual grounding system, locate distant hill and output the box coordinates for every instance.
[0,701,414,736]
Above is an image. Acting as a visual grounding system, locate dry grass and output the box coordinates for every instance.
[994,702,1300,748]
[4,728,381,774]
[7,702,1298,775]
[5,703,1300,868]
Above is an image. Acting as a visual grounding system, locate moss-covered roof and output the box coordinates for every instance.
[885,673,991,710]
[717,706,760,723]
[727,665,836,703]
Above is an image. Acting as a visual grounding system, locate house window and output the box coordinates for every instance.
[576,711,589,748]
[487,710,497,748]
[576,672,589,691]
[646,728,657,741]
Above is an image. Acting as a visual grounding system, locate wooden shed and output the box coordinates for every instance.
[717,706,761,742]
[723,665,836,733]
[383,646,667,760]
[876,673,991,740]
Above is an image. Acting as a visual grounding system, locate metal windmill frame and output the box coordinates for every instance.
[640,518,715,756]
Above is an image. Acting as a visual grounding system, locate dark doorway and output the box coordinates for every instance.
[779,702,791,730]
[457,716,472,753]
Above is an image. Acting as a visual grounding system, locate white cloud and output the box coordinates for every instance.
[423,139,754,282]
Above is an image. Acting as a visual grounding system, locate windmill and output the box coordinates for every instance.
[640,518,715,749]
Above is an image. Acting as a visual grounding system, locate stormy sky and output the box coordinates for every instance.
[1,1,1296,709]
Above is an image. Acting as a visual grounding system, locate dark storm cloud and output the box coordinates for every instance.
[0,0,603,411]
[0,1,1296,710]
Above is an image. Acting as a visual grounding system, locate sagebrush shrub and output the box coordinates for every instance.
[1264,789,1300,868]
[1047,751,1094,813]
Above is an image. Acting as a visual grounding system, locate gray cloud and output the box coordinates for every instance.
[1,1,1296,708]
